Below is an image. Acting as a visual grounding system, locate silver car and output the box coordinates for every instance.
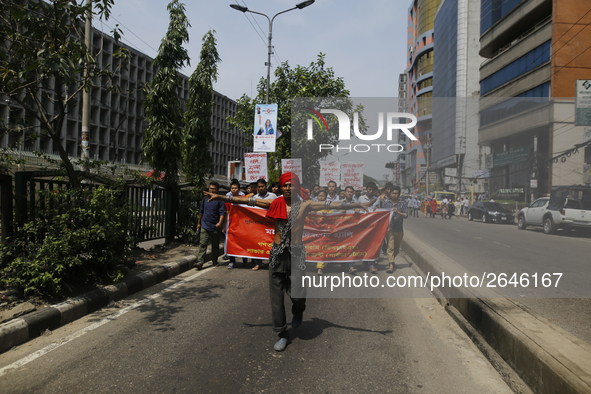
[518,195,591,234]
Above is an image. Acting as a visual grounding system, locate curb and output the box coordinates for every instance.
[0,243,223,354]
[402,231,591,394]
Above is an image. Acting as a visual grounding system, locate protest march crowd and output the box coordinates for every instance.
[197,172,461,352]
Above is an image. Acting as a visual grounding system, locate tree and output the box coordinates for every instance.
[142,0,190,184]
[0,0,127,188]
[181,30,221,189]
[228,54,364,184]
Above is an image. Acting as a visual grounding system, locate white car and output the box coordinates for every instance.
[518,188,591,234]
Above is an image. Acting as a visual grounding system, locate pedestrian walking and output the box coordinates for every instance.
[447,200,455,219]
[429,198,438,218]
[377,185,408,273]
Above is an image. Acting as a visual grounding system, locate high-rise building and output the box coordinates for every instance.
[405,0,441,193]
[478,0,591,199]
[396,72,408,188]
[432,0,488,195]
[1,26,249,177]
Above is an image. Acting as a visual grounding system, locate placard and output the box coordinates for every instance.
[340,162,364,190]
[319,161,341,186]
[281,158,302,181]
[244,153,268,182]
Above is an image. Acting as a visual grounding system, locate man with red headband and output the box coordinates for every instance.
[204,172,374,351]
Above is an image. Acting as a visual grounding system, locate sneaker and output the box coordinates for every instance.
[228,263,234,269]
[195,263,203,270]
[274,337,288,352]
[369,266,378,274]
[348,267,358,274]
[222,254,229,261]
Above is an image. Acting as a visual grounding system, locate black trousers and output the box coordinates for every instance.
[269,250,306,337]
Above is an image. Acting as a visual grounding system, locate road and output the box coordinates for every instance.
[405,214,591,344]
[0,263,511,393]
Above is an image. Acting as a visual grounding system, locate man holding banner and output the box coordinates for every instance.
[204,172,374,352]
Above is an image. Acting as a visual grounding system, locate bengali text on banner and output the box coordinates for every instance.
[225,206,390,261]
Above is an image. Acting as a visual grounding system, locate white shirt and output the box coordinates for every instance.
[226,191,245,197]
[359,194,378,208]
[326,193,340,202]
[256,191,277,200]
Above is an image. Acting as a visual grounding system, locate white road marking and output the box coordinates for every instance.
[0,270,206,377]
[493,241,511,248]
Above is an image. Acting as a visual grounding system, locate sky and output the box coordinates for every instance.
[103,0,412,181]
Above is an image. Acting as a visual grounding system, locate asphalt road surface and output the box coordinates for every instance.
[0,263,511,393]
[405,213,591,344]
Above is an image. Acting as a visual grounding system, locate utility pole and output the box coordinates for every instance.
[81,0,92,172]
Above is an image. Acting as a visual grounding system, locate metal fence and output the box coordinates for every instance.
[12,171,180,243]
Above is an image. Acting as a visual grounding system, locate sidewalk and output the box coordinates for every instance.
[0,241,224,353]
[402,231,591,394]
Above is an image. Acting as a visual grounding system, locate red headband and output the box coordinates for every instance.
[279,172,300,189]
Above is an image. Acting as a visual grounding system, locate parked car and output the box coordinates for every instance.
[467,201,514,223]
[517,186,591,234]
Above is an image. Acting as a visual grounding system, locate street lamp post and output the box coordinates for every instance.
[230,1,315,104]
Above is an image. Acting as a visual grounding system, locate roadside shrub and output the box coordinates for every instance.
[177,188,201,244]
[0,185,132,296]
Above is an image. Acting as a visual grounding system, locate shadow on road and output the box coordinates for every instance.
[241,317,393,341]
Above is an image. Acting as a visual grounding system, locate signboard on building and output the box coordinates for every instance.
[244,153,268,182]
[493,147,530,167]
[281,159,302,182]
[429,173,437,184]
[472,169,490,179]
[341,162,364,191]
[319,161,341,186]
[436,155,457,169]
[253,104,278,152]
[444,168,457,184]
[576,80,591,126]
[495,188,525,200]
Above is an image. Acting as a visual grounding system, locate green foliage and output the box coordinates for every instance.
[227,54,364,184]
[0,0,128,188]
[182,30,221,190]
[142,0,190,184]
[0,186,132,296]
[177,188,202,244]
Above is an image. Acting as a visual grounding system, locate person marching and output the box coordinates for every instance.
[196,182,226,270]
[204,172,373,351]
[251,178,277,271]
[377,185,408,273]
[314,190,332,275]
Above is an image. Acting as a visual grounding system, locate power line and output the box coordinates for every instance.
[109,16,159,55]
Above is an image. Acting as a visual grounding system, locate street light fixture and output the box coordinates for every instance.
[230,1,315,104]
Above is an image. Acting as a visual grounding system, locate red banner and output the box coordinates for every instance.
[225,205,275,258]
[226,206,390,262]
[303,211,390,262]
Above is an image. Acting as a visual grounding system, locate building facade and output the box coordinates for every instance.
[0,26,248,178]
[395,72,409,188]
[432,0,488,195]
[478,0,591,201]
[405,0,441,194]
